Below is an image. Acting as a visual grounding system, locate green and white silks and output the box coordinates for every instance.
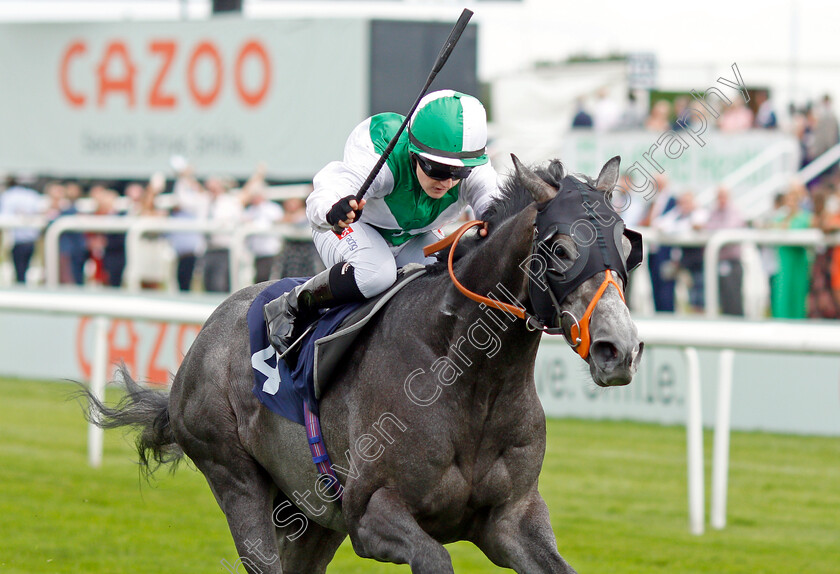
[307,104,498,246]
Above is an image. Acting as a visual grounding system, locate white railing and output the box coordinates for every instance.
[740,141,840,221]
[632,227,710,317]
[0,215,49,231]
[43,215,143,287]
[78,184,311,215]
[42,215,315,290]
[633,227,840,319]
[703,228,840,318]
[695,139,800,207]
[228,224,313,291]
[21,217,840,322]
[121,217,223,292]
[1,288,838,535]
[121,218,312,292]
[0,290,215,468]
[797,142,840,187]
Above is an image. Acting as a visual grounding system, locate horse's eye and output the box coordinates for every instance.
[552,245,568,259]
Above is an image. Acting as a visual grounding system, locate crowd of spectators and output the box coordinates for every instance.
[0,162,320,292]
[618,168,840,320]
[571,88,781,133]
[633,176,752,317]
[4,88,840,320]
[573,86,840,320]
[5,161,840,320]
[790,95,840,172]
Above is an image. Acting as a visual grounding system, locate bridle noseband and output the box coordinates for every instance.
[563,268,625,359]
[423,216,637,360]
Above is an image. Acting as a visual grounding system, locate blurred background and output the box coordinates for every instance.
[0,2,838,573]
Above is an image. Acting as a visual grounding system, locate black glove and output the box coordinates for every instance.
[326,195,363,226]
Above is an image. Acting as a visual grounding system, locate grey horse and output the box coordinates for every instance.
[84,156,642,573]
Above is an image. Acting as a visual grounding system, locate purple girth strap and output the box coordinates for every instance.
[303,400,343,501]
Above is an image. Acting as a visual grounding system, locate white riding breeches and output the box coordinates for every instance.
[312,222,443,298]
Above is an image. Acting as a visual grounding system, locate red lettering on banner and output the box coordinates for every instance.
[60,38,271,110]
[108,320,139,376]
[76,318,203,385]
[75,318,138,379]
[187,41,223,108]
[235,40,271,107]
[97,41,137,108]
[60,40,87,107]
[76,317,92,379]
[146,323,170,386]
[148,40,177,109]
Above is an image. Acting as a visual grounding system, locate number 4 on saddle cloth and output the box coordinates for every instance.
[248,264,427,425]
[248,265,426,495]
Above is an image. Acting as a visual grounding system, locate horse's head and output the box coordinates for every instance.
[513,155,644,387]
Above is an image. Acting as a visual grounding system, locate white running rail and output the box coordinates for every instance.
[43,215,315,290]
[0,290,215,468]
[542,318,840,535]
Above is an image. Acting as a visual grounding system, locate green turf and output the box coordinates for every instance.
[1,377,838,573]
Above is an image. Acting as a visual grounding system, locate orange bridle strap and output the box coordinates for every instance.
[569,269,625,360]
[423,220,528,321]
[424,221,627,360]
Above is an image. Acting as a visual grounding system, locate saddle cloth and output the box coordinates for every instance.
[249,265,427,425]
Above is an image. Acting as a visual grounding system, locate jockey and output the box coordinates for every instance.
[264,90,499,354]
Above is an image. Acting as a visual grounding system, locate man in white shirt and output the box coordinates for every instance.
[203,176,244,293]
[243,183,284,283]
[1,176,44,283]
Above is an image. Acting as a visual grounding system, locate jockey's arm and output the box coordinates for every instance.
[460,161,501,221]
[307,119,389,231]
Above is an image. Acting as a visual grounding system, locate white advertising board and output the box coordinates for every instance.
[0,19,369,179]
[535,343,840,436]
[1,308,838,436]
[560,131,797,191]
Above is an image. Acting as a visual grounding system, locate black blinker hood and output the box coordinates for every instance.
[528,175,643,325]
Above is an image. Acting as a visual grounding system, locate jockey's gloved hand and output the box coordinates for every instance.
[326,195,364,226]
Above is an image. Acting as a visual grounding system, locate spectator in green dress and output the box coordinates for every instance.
[771,182,812,319]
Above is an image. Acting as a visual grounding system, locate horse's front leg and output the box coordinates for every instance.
[347,487,454,574]
[473,487,578,574]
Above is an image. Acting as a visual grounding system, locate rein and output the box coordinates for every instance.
[424,221,542,329]
[423,219,626,360]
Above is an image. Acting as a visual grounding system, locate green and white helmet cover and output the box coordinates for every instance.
[408,90,488,168]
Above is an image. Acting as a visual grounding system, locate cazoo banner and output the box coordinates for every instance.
[0,19,369,180]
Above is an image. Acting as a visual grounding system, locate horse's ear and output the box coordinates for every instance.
[511,154,557,203]
[595,156,621,193]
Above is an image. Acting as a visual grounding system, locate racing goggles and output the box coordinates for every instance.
[413,154,474,181]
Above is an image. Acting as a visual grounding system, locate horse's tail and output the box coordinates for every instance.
[77,364,183,477]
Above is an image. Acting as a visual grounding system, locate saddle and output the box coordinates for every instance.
[312,263,426,397]
[249,264,427,424]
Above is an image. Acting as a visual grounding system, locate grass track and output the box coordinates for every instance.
[1,377,838,573]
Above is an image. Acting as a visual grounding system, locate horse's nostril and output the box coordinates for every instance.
[591,340,619,364]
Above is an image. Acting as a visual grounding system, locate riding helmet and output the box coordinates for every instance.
[408,90,489,168]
